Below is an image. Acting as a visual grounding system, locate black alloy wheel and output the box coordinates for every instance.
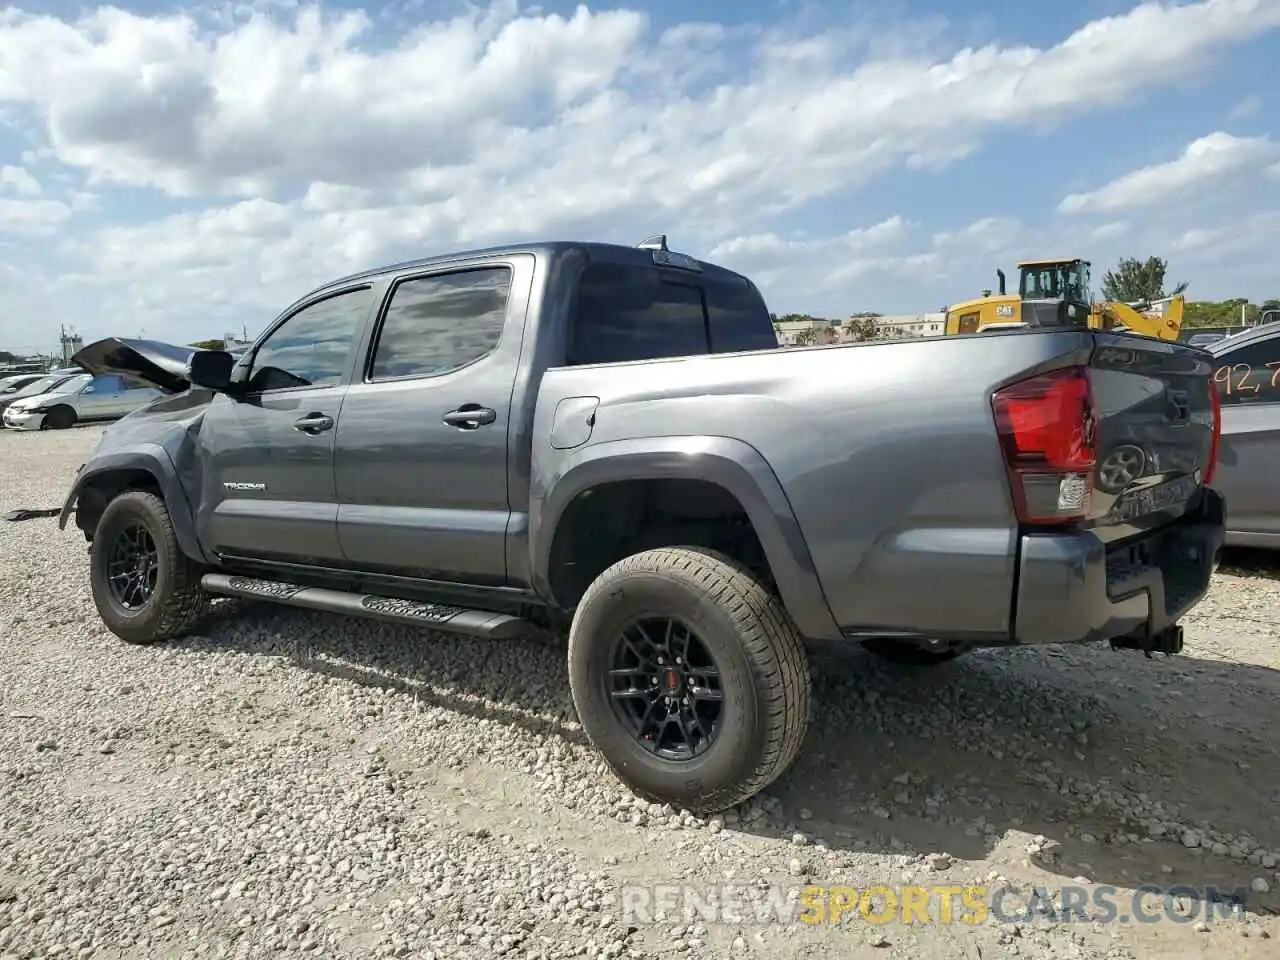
[607,616,725,761]
[89,490,209,644]
[105,522,159,611]
[567,546,810,814]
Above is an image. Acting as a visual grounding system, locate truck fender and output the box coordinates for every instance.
[58,447,207,564]
[531,435,842,641]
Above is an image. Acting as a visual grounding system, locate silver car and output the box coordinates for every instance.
[1,373,163,431]
[1205,322,1280,546]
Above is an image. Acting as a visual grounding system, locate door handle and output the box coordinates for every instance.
[293,413,334,434]
[442,405,497,430]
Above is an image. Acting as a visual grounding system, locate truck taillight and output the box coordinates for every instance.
[1204,376,1221,485]
[992,365,1097,525]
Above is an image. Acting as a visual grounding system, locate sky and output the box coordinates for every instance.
[0,0,1277,354]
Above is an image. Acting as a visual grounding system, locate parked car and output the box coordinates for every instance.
[1204,324,1280,546]
[0,373,47,394]
[2,373,162,431]
[1186,332,1227,348]
[0,370,90,424]
[60,237,1224,814]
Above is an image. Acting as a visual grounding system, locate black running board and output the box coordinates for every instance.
[200,573,535,640]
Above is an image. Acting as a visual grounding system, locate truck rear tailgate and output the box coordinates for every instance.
[1010,331,1223,647]
[1085,333,1218,543]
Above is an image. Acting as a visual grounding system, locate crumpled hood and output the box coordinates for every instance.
[71,337,197,394]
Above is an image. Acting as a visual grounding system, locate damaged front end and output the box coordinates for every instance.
[58,337,221,550]
[70,336,198,394]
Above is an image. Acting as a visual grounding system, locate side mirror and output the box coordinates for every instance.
[187,350,236,391]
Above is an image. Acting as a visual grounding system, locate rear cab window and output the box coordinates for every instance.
[564,258,777,366]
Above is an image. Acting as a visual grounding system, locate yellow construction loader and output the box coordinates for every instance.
[943,257,1184,341]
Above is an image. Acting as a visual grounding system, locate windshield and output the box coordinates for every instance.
[14,374,84,398]
[1019,262,1091,303]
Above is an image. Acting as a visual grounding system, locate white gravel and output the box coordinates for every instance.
[1,425,1278,959]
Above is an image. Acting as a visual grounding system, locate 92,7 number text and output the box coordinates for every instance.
[1213,362,1280,397]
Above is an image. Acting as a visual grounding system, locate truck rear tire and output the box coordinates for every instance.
[89,491,209,645]
[567,546,810,815]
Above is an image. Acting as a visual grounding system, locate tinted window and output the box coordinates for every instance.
[1212,336,1280,405]
[85,375,124,393]
[705,276,778,353]
[370,267,511,381]
[568,264,708,365]
[567,262,776,365]
[38,375,88,395]
[248,288,370,392]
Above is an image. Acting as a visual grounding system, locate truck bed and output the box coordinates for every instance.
[531,328,1220,646]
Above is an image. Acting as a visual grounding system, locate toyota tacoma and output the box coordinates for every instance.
[60,236,1225,814]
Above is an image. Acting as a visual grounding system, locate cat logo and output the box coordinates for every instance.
[996,304,1015,317]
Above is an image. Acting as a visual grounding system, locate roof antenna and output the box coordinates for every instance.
[637,234,668,251]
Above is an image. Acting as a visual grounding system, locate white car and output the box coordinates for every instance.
[2,373,163,431]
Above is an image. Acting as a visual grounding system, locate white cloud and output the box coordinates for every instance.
[707,217,934,293]
[0,196,69,233]
[705,215,1050,311]
[2,0,1277,208]
[1229,93,1263,119]
[0,164,40,195]
[1090,221,1130,241]
[1059,131,1280,214]
[0,0,1278,343]
[709,201,1280,314]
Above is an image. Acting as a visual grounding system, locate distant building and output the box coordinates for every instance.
[773,311,947,347]
[773,318,841,345]
[58,326,83,366]
[873,313,945,338]
[0,356,50,374]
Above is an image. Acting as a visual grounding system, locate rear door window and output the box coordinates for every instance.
[368,267,512,381]
[566,261,775,365]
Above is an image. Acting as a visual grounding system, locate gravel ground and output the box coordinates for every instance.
[1,425,1279,960]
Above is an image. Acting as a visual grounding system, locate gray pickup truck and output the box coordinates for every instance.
[62,236,1225,814]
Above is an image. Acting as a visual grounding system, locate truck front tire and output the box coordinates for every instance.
[89,491,209,645]
[567,546,810,815]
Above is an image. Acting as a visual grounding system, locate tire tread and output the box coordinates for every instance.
[92,491,208,644]
[569,545,810,813]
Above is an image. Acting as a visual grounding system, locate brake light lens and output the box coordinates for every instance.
[1204,376,1221,485]
[992,366,1097,525]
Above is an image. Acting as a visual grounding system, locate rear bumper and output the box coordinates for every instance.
[1013,487,1224,646]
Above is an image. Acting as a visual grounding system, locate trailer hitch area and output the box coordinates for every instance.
[1110,624,1184,658]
